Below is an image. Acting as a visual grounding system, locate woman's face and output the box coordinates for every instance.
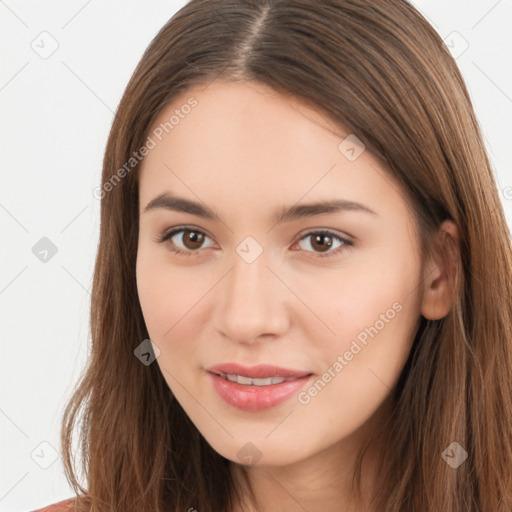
[136,79,426,468]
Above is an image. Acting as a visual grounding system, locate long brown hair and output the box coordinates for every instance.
[61,1,512,510]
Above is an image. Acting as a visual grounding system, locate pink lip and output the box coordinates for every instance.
[205,363,313,412]
[206,362,311,379]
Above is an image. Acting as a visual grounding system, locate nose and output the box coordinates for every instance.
[214,248,291,345]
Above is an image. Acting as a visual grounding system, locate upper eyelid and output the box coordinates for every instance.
[158,225,215,243]
[158,225,353,246]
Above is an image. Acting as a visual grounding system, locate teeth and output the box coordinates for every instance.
[220,373,293,386]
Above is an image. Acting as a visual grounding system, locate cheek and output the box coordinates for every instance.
[136,246,223,385]
[291,237,422,376]
[136,245,201,341]
[136,264,199,392]
[291,273,420,436]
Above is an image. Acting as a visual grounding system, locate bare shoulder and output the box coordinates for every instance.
[32,498,76,512]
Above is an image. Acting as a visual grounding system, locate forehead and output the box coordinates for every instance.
[149,79,341,139]
[140,80,346,177]
[137,80,404,221]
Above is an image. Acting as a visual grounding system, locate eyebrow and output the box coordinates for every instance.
[143,192,377,224]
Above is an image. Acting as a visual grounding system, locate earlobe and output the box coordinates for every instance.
[420,220,460,321]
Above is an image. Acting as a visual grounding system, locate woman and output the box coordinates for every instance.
[34,0,512,510]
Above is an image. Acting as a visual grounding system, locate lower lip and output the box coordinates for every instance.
[208,372,313,412]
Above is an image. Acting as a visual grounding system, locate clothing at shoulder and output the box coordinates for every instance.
[32,498,75,512]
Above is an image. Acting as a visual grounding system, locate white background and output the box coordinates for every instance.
[1,1,511,510]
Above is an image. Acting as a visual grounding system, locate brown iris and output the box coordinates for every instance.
[310,233,333,253]
[181,229,205,250]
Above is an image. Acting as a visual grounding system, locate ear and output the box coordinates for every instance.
[420,220,460,320]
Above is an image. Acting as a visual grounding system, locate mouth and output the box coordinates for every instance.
[211,372,307,387]
[205,364,314,412]
[206,362,312,381]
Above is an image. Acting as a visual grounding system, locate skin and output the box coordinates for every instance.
[136,80,458,511]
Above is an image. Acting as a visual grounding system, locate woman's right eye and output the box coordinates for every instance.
[154,227,215,257]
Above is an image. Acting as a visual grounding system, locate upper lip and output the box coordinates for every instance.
[206,363,312,379]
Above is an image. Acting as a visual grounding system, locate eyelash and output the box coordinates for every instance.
[154,226,353,259]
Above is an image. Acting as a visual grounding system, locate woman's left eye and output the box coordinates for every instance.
[294,230,353,258]
[154,227,353,258]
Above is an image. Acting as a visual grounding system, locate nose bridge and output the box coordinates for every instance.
[216,243,288,342]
